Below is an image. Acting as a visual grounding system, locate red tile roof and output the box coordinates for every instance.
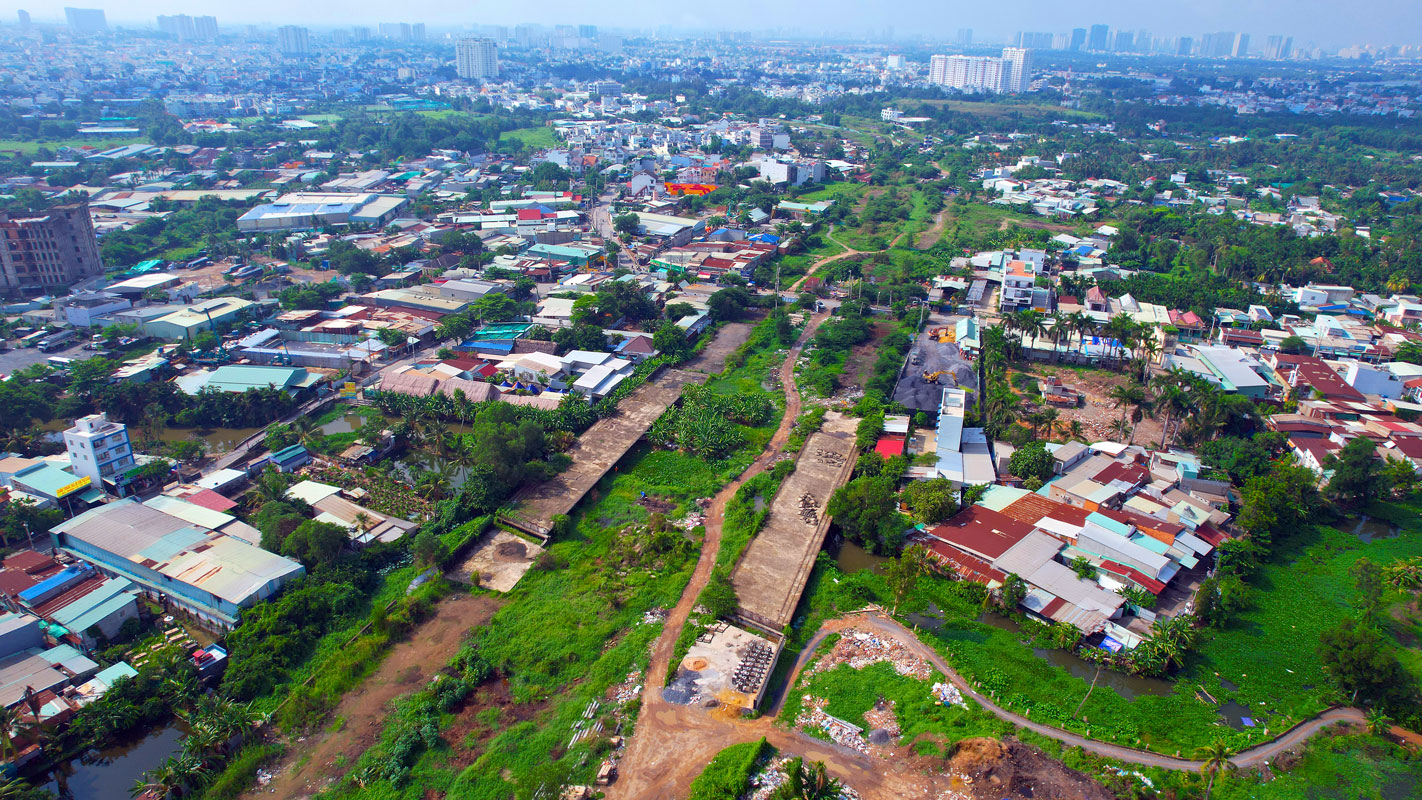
[1098,560,1167,595]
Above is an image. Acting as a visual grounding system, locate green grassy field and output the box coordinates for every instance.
[1214,732,1420,800]
[907,98,1105,120]
[795,182,866,204]
[783,498,1422,758]
[0,137,146,156]
[499,126,560,149]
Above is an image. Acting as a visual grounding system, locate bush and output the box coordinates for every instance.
[688,739,770,800]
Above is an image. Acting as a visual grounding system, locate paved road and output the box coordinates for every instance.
[772,613,1367,771]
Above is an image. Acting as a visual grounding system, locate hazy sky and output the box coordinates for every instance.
[9,0,1421,48]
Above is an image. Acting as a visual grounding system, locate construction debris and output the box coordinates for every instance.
[932,682,967,708]
[798,492,820,526]
[809,628,937,681]
[795,696,870,754]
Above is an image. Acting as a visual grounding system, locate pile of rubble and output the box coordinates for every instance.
[673,512,706,531]
[795,696,869,754]
[744,755,864,800]
[640,608,668,625]
[932,681,967,708]
[809,628,936,681]
[863,699,901,741]
[608,670,643,704]
[798,492,820,526]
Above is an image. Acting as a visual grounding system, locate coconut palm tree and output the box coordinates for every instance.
[1109,384,1147,441]
[772,758,842,800]
[353,511,375,538]
[0,706,16,763]
[1067,419,1087,442]
[1193,740,1234,800]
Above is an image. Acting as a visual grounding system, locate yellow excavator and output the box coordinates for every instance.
[928,326,957,343]
[922,370,957,385]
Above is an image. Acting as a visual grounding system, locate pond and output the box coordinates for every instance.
[1350,515,1401,543]
[39,721,187,800]
[833,540,890,575]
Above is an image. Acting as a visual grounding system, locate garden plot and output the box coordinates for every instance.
[445,528,545,592]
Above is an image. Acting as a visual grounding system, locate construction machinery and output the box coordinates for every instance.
[922,369,958,385]
[928,326,956,343]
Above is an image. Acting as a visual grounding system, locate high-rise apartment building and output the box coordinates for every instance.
[64,413,134,490]
[17,10,29,30]
[1264,35,1294,60]
[1177,37,1194,56]
[0,202,104,295]
[578,24,597,39]
[1069,28,1087,51]
[1016,31,1054,50]
[956,28,973,45]
[1231,32,1250,58]
[277,25,310,55]
[1113,31,1134,52]
[1087,24,1109,51]
[351,26,371,42]
[455,37,499,80]
[158,14,214,40]
[929,54,1005,93]
[64,7,107,35]
[1001,47,1033,93]
[380,22,411,40]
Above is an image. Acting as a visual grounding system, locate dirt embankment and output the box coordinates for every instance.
[243,593,501,800]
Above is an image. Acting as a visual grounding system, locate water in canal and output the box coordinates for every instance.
[833,540,891,574]
[40,722,187,800]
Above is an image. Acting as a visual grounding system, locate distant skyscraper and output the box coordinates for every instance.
[1264,35,1294,60]
[578,24,597,39]
[1016,31,1053,50]
[1112,31,1133,52]
[193,16,218,39]
[380,22,411,40]
[455,37,499,80]
[956,28,973,46]
[352,26,371,42]
[1069,28,1086,51]
[1001,47,1032,93]
[411,23,425,41]
[16,10,29,30]
[64,7,107,35]
[1176,37,1194,56]
[1087,24,1109,51]
[277,25,310,55]
[158,14,197,40]
[1232,32,1250,57]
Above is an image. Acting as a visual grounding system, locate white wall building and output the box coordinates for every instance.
[1001,47,1033,93]
[63,413,135,489]
[929,54,1006,93]
[456,38,499,81]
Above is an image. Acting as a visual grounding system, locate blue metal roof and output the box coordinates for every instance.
[18,566,89,604]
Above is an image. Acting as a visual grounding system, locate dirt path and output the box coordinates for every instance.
[917,209,950,249]
[787,228,863,293]
[771,613,1367,771]
[243,593,502,800]
[611,313,830,799]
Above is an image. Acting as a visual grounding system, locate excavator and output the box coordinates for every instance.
[922,369,958,385]
[927,326,957,343]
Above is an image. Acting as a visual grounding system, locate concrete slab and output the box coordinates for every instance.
[502,367,707,538]
[666,622,778,710]
[446,529,545,592]
[731,413,857,633]
[682,320,755,375]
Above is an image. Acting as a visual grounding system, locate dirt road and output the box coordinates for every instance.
[243,593,501,800]
[611,313,830,799]
[775,614,1366,771]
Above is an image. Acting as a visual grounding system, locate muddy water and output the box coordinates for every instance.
[43,419,262,453]
[1030,647,1176,700]
[1350,515,1401,543]
[40,722,188,800]
[834,540,890,574]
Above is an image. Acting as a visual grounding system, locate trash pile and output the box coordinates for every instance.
[744,755,864,800]
[255,769,273,787]
[809,628,935,680]
[932,681,967,708]
[673,512,706,530]
[608,670,643,704]
[862,699,901,741]
[795,696,869,754]
[640,608,668,625]
[798,492,820,526]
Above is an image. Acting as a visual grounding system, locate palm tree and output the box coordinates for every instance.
[1193,740,1234,800]
[1109,384,1147,442]
[353,511,375,538]
[1016,311,1047,353]
[0,706,16,763]
[1068,311,1094,356]
[253,469,290,506]
[1067,419,1087,442]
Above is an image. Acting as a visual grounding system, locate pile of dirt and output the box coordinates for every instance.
[947,737,1114,800]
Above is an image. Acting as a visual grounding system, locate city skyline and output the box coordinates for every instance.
[8,1,1422,49]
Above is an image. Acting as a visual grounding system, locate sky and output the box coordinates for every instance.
[8,0,1421,49]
